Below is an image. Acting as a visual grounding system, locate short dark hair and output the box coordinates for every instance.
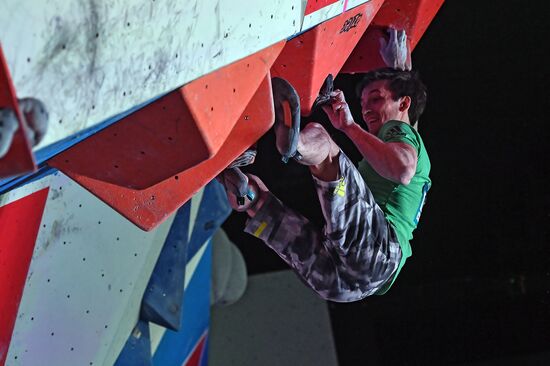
[356,68,427,123]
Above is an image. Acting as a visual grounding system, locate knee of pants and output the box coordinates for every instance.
[302,122,328,135]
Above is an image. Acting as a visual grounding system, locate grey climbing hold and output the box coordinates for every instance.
[271,77,301,164]
[311,74,334,111]
[0,107,19,158]
[18,97,49,147]
[217,167,250,207]
[210,229,247,307]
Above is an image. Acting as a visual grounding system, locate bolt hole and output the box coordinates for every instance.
[59,119,63,124]
[95,33,99,38]
[114,165,119,168]
[127,22,130,26]
[174,175,179,180]
[210,107,214,111]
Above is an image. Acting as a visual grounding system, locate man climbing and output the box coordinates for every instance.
[219,30,431,302]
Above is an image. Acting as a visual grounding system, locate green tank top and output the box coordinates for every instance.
[357,120,431,293]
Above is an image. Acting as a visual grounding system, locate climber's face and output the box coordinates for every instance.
[360,80,410,135]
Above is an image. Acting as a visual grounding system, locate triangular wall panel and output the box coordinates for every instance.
[50,76,275,231]
[0,188,49,365]
[342,0,445,74]
[49,42,285,190]
[271,2,377,116]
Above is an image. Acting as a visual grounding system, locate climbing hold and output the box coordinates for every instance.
[271,77,301,163]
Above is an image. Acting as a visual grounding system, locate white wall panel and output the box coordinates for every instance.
[0,0,302,150]
[4,171,179,366]
[301,0,345,31]
[346,0,375,11]
[301,0,371,31]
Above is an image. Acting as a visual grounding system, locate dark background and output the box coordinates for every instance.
[223,1,550,364]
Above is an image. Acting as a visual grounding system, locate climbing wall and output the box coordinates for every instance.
[1,171,229,365]
[0,1,445,364]
[0,0,302,151]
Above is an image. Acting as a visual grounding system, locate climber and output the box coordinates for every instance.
[219,29,431,302]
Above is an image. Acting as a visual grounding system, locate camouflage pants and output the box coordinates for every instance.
[244,152,402,302]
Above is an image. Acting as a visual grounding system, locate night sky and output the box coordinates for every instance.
[223,1,550,364]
